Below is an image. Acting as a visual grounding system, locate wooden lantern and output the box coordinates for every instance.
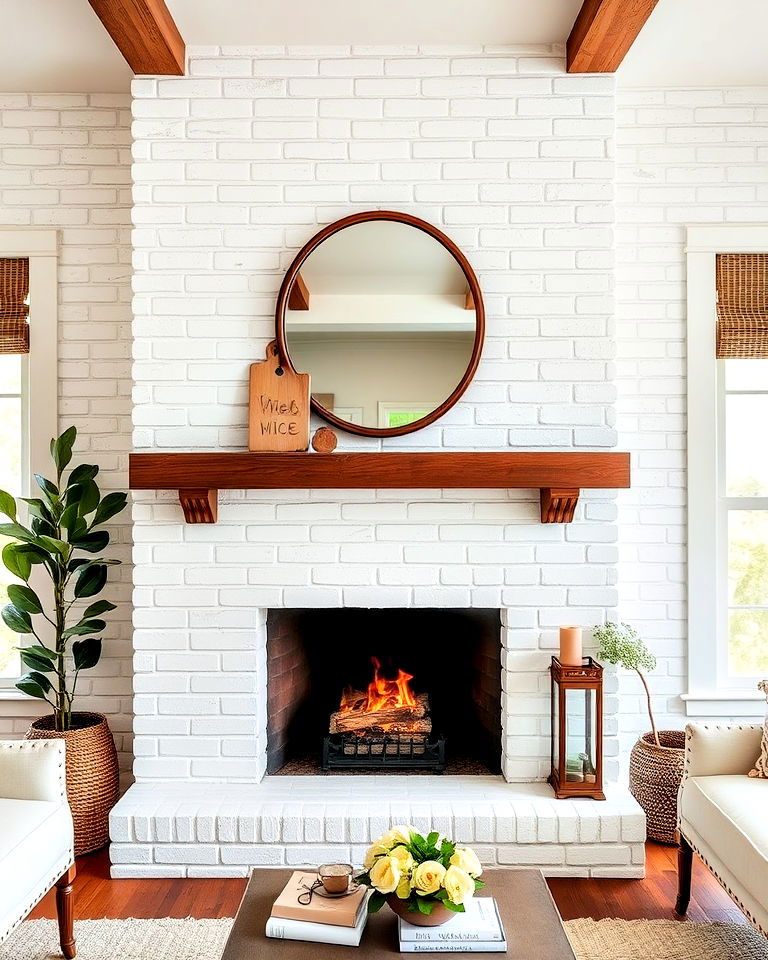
[549,656,605,800]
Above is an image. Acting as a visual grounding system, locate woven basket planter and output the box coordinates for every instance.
[27,711,119,856]
[629,729,686,845]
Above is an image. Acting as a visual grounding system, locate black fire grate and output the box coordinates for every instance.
[322,733,446,771]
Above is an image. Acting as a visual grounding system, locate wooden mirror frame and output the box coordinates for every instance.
[274,210,485,438]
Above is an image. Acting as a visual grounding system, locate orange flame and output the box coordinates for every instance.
[339,657,416,714]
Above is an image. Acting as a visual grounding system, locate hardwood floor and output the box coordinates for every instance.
[28,841,746,925]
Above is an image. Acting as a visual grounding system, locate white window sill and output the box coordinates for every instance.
[682,691,765,717]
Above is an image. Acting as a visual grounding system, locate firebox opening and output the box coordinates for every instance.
[266,608,502,776]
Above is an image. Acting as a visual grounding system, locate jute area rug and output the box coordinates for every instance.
[1,917,767,959]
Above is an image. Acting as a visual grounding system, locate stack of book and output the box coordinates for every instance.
[266,871,370,946]
[398,898,507,953]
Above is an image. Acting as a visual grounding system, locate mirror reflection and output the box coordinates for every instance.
[283,219,480,433]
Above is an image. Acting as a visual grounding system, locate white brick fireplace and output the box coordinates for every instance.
[112,43,645,878]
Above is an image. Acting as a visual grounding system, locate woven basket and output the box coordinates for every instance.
[26,711,119,856]
[629,730,686,845]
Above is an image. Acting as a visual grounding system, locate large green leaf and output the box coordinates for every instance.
[63,618,106,638]
[7,584,42,614]
[1,604,33,633]
[34,475,59,500]
[19,648,56,673]
[21,498,54,524]
[92,492,128,527]
[51,426,77,477]
[60,503,87,539]
[23,643,56,661]
[67,463,98,487]
[0,489,16,521]
[0,521,38,545]
[26,670,53,692]
[70,531,109,554]
[31,517,57,539]
[16,675,51,701]
[36,535,69,557]
[82,599,116,618]
[67,556,118,575]
[2,542,32,581]
[72,636,101,671]
[74,563,107,598]
[68,479,100,517]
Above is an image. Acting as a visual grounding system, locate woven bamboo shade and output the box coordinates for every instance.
[0,257,29,354]
[715,253,768,358]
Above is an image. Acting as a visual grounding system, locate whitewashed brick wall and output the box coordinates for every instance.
[615,86,768,755]
[0,94,134,777]
[131,45,621,786]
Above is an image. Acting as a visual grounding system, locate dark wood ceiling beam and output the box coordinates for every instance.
[88,0,185,75]
[567,0,661,73]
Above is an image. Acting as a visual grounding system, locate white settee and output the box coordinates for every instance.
[0,740,76,957]
[676,722,767,937]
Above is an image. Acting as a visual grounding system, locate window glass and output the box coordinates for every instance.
[725,396,768,496]
[724,358,768,392]
[0,356,22,680]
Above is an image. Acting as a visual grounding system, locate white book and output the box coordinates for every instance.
[266,903,368,947]
[398,898,505,943]
[399,939,507,953]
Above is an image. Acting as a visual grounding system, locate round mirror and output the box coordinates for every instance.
[275,211,484,438]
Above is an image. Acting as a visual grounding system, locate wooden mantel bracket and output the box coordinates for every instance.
[130,452,630,525]
[179,489,218,524]
[540,488,580,524]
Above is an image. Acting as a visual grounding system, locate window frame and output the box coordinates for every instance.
[0,229,58,692]
[685,224,768,717]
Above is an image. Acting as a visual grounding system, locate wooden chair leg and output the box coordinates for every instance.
[55,865,76,959]
[675,835,693,917]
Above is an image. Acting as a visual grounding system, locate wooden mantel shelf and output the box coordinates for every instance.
[129,451,630,525]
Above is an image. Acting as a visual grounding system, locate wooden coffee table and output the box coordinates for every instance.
[221,868,576,958]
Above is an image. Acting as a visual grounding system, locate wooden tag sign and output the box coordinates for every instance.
[248,340,310,451]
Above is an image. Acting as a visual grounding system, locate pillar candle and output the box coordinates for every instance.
[559,626,583,666]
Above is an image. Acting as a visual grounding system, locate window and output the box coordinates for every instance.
[0,230,57,691]
[687,226,768,716]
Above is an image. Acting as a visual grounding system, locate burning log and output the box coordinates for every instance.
[330,693,431,734]
[329,658,432,736]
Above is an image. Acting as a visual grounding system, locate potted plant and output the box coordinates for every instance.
[593,621,685,844]
[357,825,485,926]
[0,426,127,854]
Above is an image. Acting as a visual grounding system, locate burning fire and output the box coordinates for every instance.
[339,657,417,714]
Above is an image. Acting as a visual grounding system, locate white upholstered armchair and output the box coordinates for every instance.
[676,722,767,937]
[0,740,76,958]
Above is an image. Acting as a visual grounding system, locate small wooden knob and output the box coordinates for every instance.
[312,427,338,452]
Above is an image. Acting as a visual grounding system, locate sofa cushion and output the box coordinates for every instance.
[680,775,768,912]
[0,798,73,942]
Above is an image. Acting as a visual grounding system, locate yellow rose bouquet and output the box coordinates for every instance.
[357,825,484,922]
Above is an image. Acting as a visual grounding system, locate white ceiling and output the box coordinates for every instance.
[0,0,766,92]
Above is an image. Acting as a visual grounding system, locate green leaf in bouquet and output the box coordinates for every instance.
[366,891,386,914]
[416,898,435,915]
[426,831,439,847]
[72,636,102,671]
[7,584,42,614]
[2,603,33,633]
[0,489,16,521]
[443,900,466,913]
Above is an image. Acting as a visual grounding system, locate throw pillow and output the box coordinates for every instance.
[748,680,768,778]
